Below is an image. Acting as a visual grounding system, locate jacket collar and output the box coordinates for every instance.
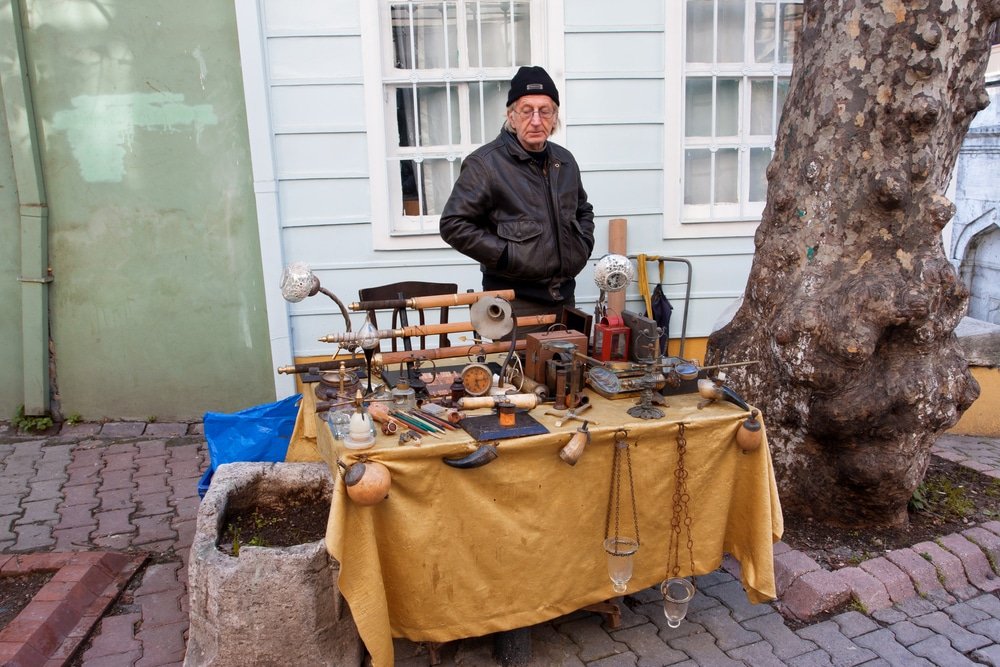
[501,128,541,162]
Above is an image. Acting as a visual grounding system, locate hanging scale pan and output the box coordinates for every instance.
[470,295,514,340]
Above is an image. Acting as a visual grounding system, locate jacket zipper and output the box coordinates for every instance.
[541,160,563,279]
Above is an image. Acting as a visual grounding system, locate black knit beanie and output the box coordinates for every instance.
[506,66,560,107]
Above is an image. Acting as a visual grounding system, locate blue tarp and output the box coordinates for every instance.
[199,393,302,498]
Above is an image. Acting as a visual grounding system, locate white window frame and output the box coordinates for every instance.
[361,0,563,250]
[664,0,800,239]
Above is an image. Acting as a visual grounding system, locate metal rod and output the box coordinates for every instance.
[349,289,515,311]
[318,314,555,344]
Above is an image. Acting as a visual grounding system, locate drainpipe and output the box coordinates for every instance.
[1,1,51,415]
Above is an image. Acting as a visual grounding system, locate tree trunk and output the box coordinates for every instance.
[707,0,997,527]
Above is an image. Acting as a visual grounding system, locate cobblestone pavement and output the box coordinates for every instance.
[2,421,1000,666]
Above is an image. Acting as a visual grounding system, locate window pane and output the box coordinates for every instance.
[397,85,459,147]
[422,158,461,215]
[686,0,713,63]
[779,3,803,63]
[684,149,711,205]
[750,78,773,134]
[685,78,713,137]
[399,158,461,216]
[715,148,738,203]
[749,147,772,202]
[467,1,531,67]
[400,159,420,215]
[717,0,745,63]
[776,78,790,116]
[716,78,739,136]
[391,3,457,70]
[470,80,508,144]
[754,2,776,63]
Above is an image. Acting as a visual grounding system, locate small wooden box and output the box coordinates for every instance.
[524,330,588,383]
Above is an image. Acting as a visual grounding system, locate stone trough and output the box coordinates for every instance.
[184,462,362,666]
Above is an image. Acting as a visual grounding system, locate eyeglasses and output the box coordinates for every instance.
[514,107,556,121]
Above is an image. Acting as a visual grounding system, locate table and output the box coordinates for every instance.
[293,390,783,667]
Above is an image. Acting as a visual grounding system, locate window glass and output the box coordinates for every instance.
[391,3,458,69]
[470,80,509,144]
[779,3,803,63]
[715,148,739,203]
[684,149,712,205]
[395,84,460,148]
[686,0,714,63]
[776,78,790,115]
[749,147,772,202]
[715,78,739,136]
[749,78,773,135]
[468,2,531,67]
[685,79,713,137]
[753,2,775,63]
[717,0,745,63]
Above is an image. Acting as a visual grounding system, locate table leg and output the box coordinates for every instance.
[425,641,443,666]
[583,600,622,629]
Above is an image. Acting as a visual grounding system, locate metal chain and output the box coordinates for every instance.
[625,437,640,546]
[605,429,639,546]
[605,437,619,540]
[668,423,694,578]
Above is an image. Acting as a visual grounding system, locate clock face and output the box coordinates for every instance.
[461,363,493,397]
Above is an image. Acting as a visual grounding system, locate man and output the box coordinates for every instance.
[439,65,595,333]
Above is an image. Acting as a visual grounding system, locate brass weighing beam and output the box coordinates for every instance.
[348,289,515,312]
[318,314,555,344]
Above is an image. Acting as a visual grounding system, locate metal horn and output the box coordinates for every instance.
[470,296,514,340]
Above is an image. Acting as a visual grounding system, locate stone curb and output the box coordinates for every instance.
[774,520,1000,621]
[0,420,204,439]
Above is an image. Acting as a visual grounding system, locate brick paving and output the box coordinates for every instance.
[2,422,1000,666]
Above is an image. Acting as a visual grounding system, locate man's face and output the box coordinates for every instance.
[508,94,558,152]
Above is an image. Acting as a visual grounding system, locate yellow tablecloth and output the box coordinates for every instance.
[304,391,783,667]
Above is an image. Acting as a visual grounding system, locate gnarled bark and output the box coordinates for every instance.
[707,0,996,527]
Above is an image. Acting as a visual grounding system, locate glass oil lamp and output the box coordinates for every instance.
[603,536,639,594]
[660,577,695,628]
[604,430,640,594]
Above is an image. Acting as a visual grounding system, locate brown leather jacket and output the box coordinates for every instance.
[439,129,595,304]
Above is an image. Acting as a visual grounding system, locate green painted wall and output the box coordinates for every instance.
[0,85,24,419]
[0,0,275,420]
